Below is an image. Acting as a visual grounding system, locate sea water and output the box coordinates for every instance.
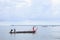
[0,25,60,40]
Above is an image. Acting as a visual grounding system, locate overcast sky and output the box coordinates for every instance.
[0,0,60,25]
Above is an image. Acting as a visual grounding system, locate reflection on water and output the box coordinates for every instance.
[0,25,60,40]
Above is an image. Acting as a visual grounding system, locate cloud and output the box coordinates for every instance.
[0,0,60,25]
[0,0,32,8]
[13,0,32,8]
[51,0,60,5]
[51,0,60,16]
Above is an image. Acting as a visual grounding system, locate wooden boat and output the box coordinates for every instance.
[10,31,36,34]
[9,26,37,34]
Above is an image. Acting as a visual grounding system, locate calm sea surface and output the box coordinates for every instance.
[0,25,60,40]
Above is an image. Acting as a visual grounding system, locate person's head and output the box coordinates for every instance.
[11,29,13,32]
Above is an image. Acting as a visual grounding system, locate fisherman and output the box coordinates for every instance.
[10,29,13,33]
[33,26,38,31]
[33,26,35,31]
[14,29,16,33]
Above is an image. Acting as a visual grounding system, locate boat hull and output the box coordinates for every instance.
[10,31,35,34]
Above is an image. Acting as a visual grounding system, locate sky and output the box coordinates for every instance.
[0,0,60,25]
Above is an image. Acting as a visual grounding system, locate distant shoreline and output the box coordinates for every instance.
[10,25,60,26]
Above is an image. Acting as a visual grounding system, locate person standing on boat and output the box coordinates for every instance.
[33,26,38,31]
[33,26,35,31]
[14,29,16,33]
[10,29,13,33]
